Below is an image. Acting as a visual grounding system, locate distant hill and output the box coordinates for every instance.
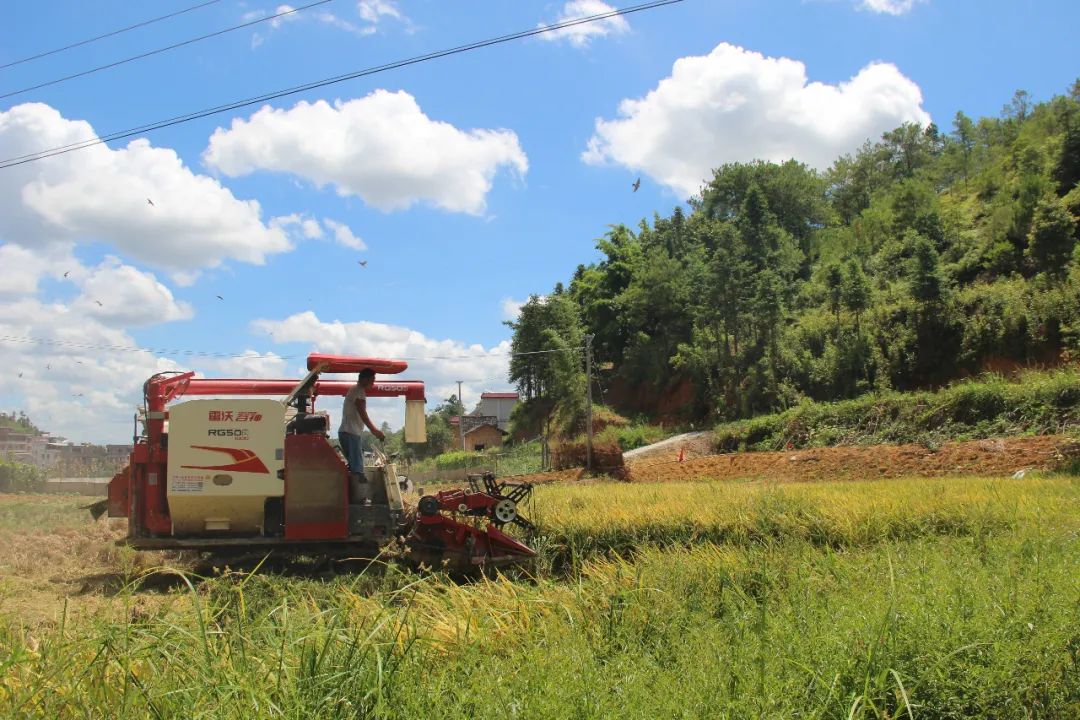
[509,81,1080,427]
[0,411,40,435]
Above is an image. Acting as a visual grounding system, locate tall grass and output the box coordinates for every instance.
[528,476,1076,572]
[714,366,1080,451]
[2,476,1079,718]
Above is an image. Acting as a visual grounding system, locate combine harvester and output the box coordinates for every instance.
[103,353,536,570]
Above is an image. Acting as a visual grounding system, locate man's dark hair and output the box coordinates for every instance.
[358,368,376,382]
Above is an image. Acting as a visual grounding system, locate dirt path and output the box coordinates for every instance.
[515,435,1078,485]
[622,431,714,463]
[631,435,1080,482]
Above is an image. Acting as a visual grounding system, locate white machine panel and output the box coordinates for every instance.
[167,399,285,534]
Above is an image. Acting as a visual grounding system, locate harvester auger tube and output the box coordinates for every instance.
[407,472,536,571]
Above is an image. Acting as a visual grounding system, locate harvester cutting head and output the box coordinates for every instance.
[408,472,536,570]
[102,354,537,571]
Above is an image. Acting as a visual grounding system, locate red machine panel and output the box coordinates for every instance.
[283,434,349,540]
[107,465,130,518]
[306,354,408,374]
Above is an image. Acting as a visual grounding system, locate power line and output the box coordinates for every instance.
[0,334,587,362]
[0,0,224,71]
[0,0,685,170]
[0,0,335,101]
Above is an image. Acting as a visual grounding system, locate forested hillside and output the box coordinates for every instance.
[509,84,1080,432]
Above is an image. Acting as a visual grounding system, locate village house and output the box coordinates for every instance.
[448,414,505,452]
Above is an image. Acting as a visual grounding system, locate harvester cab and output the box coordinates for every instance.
[104,354,536,570]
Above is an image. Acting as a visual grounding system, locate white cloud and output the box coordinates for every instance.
[270,214,365,249]
[540,0,630,48]
[0,103,292,279]
[582,43,930,198]
[313,10,368,34]
[251,1,395,45]
[269,4,301,28]
[0,244,209,443]
[322,219,366,250]
[203,91,528,215]
[501,297,526,321]
[357,0,402,24]
[0,294,185,443]
[859,0,925,15]
[0,243,70,296]
[252,311,514,427]
[71,257,193,327]
[199,350,291,379]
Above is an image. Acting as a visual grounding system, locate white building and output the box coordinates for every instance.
[477,392,519,432]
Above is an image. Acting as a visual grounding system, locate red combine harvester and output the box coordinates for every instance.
[104,353,536,570]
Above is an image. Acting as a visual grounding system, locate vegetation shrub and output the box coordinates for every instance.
[0,459,44,492]
[714,367,1080,451]
[433,450,484,471]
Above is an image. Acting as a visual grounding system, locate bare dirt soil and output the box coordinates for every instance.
[622,431,715,463]
[516,435,1078,485]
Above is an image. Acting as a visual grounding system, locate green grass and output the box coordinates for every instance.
[714,366,1080,452]
[2,476,1079,718]
[594,422,671,451]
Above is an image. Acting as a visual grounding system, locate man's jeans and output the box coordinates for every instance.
[338,431,364,474]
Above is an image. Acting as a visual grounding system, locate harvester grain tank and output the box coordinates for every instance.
[103,354,535,569]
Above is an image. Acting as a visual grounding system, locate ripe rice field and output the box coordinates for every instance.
[1,474,1079,718]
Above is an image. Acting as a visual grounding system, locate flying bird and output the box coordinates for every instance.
[63,270,70,278]
[46,364,50,370]
[358,260,368,267]
[216,295,224,300]
[73,393,84,397]
[17,372,22,378]
[147,198,155,207]
[632,178,640,192]
[94,300,103,306]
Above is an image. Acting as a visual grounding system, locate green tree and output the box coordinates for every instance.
[1003,89,1032,123]
[1026,195,1078,277]
[434,394,464,421]
[882,122,935,178]
[1054,98,1080,194]
[909,232,946,304]
[507,294,586,438]
[952,111,977,182]
[699,160,827,263]
[842,261,872,331]
[824,263,844,334]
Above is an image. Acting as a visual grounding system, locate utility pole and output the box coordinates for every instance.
[585,334,594,472]
[457,380,465,451]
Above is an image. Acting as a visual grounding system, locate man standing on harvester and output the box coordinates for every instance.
[339,369,386,476]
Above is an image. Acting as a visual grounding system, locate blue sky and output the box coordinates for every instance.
[1,0,1078,443]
